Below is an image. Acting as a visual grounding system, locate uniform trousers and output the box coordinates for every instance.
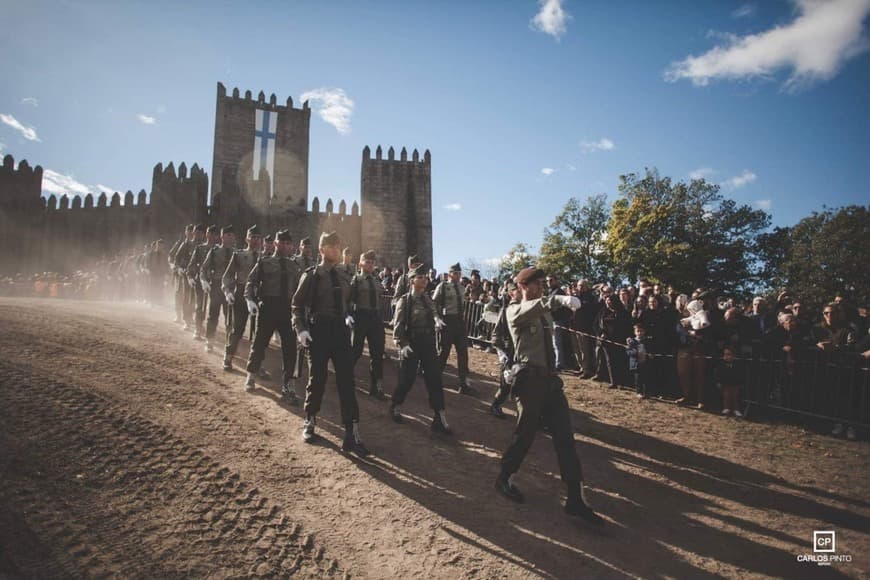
[437,314,469,382]
[225,292,251,359]
[351,309,385,381]
[393,329,445,412]
[173,273,184,318]
[205,286,228,341]
[493,352,514,407]
[500,366,582,484]
[245,299,297,386]
[304,317,359,425]
[192,282,207,331]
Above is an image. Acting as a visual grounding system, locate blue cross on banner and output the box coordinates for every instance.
[253,109,277,196]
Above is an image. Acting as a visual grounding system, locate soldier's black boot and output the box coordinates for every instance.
[495,471,524,503]
[431,410,452,435]
[389,403,403,423]
[369,378,387,400]
[490,402,506,419]
[281,381,299,405]
[341,422,370,457]
[564,481,604,527]
[302,414,316,443]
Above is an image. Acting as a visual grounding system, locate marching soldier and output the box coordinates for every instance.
[292,236,316,379]
[170,224,195,328]
[221,225,264,371]
[350,249,387,399]
[200,225,236,353]
[244,230,301,403]
[489,279,520,418]
[146,239,169,306]
[262,234,276,258]
[392,255,423,304]
[389,264,451,433]
[433,263,476,395]
[187,224,217,340]
[292,231,369,456]
[495,267,603,527]
[168,229,187,322]
[337,247,356,279]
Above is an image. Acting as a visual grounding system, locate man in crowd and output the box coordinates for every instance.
[350,250,387,399]
[433,263,476,395]
[187,224,218,340]
[221,225,264,371]
[170,224,197,330]
[200,225,236,353]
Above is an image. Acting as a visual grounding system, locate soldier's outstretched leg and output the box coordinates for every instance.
[244,308,278,392]
[275,319,299,404]
[204,288,225,352]
[224,298,249,370]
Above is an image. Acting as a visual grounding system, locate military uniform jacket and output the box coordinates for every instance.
[222,249,260,295]
[172,240,195,275]
[337,263,357,280]
[200,245,234,284]
[433,281,465,317]
[294,254,316,270]
[244,255,301,304]
[168,238,182,267]
[350,272,385,312]
[187,243,215,280]
[392,290,437,349]
[491,298,519,355]
[147,249,168,277]
[292,263,351,334]
[392,273,412,302]
[507,296,561,370]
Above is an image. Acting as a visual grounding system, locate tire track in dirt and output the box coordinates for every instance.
[0,359,344,578]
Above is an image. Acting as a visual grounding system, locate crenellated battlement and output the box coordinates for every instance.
[310,196,360,218]
[362,145,430,166]
[216,81,310,113]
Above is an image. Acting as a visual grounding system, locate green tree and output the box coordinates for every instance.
[537,193,613,282]
[496,243,536,281]
[605,169,770,295]
[777,205,869,310]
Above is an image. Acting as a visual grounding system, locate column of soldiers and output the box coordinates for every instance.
[160,224,605,526]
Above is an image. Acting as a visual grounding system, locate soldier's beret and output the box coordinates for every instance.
[407,255,421,266]
[449,263,461,273]
[264,234,274,243]
[361,250,377,261]
[221,225,235,235]
[194,223,207,233]
[470,269,481,277]
[319,231,341,247]
[246,224,263,237]
[410,264,428,277]
[206,224,219,235]
[184,224,195,232]
[514,267,546,285]
[276,230,292,242]
[300,237,311,245]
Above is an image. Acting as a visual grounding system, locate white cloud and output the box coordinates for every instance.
[42,169,91,196]
[541,167,555,176]
[732,4,755,18]
[0,113,40,141]
[300,88,354,134]
[0,142,5,153]
[689,167,715,180]
[665,0,870,90]
[566,163,576,171]
[443,203,462,211]
[755,198,772,210]
[580,138,615,153]
[137,114,156,125]
[482,257,502,267]
[96,184,118,195]
[723,170,757,189]
[530,0,571,40]
[20,97,38,107]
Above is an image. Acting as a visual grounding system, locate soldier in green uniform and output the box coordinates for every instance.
[389,264,451,433]
[200,225,236,353]
[170,224,196,329]
[292,231,368,455]
[433,263,476,395]
[392,255,422,304]
[168,228,189,323]
[221,225,263,371]
[187,224,218,340]
[337,247,356,279]
[262,234,276,258]
[490,279,520,418]
[495,267,603,527]
[292,236,316,380]
[243,230,301,403]
[146,239,169,307]
[350,249,387,399]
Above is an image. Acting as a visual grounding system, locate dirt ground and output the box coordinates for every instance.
[0,297,867,579]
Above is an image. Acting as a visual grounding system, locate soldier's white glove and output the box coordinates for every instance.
[188,276,196,288]
[246,299,259,316]
[345,315,355,328]
[298,330,313,348]
[201,280,211,293]
[400,345,414,359]
[496,349,509,366]
[434,316,447,330]
[224,290,235,305]
[552,295,582,311]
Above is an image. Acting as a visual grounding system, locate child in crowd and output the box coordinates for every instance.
[715,345,744,417]
[626,323,652,399]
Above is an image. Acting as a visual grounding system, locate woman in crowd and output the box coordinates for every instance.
[594,293,632,388]
[676,297,711,408]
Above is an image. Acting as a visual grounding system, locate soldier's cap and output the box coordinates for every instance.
[194,223,207,233]
[246,224,264,238]
[514,267,546,286]
[264,234,274,243]
[470,269,481,277]
[407,255,422,267]
[449,262,462,273]
[221,225,235,235]
[276,229,292,242]
[206,224,219,235]
[319,231,341,247]
[361,249,377,261]
[410,264,428,277]
[300,237,311,246]
[184,224,195,232]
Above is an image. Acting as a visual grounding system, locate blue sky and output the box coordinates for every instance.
[1,0,868,273]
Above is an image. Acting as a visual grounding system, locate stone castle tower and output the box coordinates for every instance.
[0,82,433,275]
